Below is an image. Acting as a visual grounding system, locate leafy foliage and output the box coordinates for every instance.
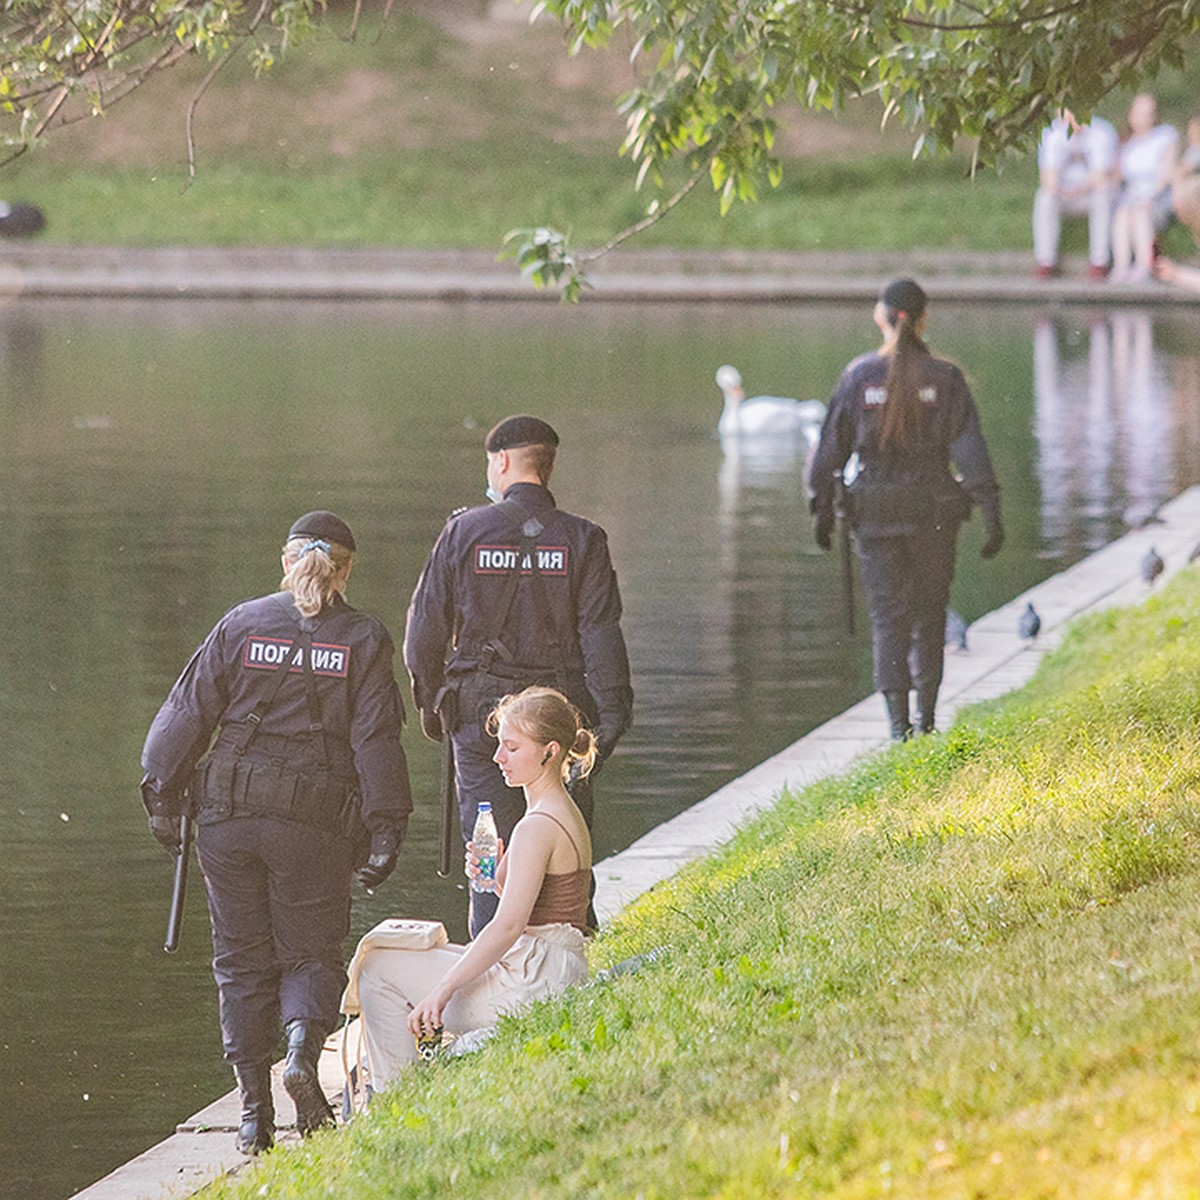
[0,0,326,167]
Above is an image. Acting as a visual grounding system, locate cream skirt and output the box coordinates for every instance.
[349,924,588,1088]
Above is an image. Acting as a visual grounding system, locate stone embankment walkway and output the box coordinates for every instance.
[71,485,1200,1199]
[3,244,1198,304]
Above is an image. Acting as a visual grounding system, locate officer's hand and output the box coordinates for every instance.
[814,508,835,551]
[419,707,443,742]
[981,521,1005,560]
[148,814,182,857]
[357,832,399,890]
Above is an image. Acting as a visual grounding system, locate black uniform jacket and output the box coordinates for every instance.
[404,482,633,751]
[141,592,412,840]
[809,347,1000,538]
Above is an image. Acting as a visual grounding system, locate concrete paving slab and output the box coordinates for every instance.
[71,485,1200,1199]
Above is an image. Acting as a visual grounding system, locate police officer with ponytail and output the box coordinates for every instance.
[809,279,1004,741]
[140,511,412,1156]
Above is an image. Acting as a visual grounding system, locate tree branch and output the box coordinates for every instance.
[578,160,709,264]
[184,0,273,178]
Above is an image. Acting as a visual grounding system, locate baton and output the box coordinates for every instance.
[835,478,856,636]
[435,687,459,878]
[164,811,193,954]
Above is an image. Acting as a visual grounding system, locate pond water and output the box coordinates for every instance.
[2,298,1198,1200]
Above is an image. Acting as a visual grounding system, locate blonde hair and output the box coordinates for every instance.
[487,686,597,781]
[280,537,352,618]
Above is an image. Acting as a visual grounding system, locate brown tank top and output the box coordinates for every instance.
[526,812,591,933]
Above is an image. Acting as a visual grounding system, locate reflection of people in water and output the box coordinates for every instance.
[1033,312,1173,554]
[1033,317,1114,553]
[1112,311,1173,527]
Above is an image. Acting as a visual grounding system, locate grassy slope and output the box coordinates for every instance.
[7,6,1200,256]
[201,574,1200,1199]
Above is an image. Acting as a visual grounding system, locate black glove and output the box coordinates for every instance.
[419,706,443,742]
[813,507,835,551]
[980,498,1005,560]
[357,832,399,890]
[148,814,182,856]
[972,490,1004,560]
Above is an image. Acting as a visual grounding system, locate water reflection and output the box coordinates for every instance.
[1034,310,1191,556]
[3,298,1200,1200]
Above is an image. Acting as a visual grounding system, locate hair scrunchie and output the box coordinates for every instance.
[301,539,331,558]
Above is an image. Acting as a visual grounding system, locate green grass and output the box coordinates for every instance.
[7,9,1200,257]
[201,573,1200,1198]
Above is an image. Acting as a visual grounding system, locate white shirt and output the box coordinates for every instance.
[1119,124,1179,200]
[1038,117,1118,191]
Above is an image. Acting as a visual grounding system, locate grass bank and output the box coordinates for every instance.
[6,5,1200,260]
[202,573,1200,1198]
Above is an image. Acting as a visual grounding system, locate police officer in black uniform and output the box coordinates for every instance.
[140,511,412,1155]
[405,416,633,936]
[809,279,1004,741]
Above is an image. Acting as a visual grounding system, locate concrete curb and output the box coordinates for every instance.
[70,486,1200,1199]
[3,246,1198,304]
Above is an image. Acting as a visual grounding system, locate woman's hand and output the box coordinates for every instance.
[464,836,505,885]
[408,988,450,1040]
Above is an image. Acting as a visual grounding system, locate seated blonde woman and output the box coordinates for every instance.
[354,687,593,1087]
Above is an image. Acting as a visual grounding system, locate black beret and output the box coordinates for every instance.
[485,415,560,453]
[287,510,356,552]
[879,277,928,317]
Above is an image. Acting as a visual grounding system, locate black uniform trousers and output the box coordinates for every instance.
[195,816,354,1067]
[856,521,960,695]
[450,670,594,937]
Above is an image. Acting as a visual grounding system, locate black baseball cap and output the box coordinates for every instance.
[485,415,560,453]
[879,277,928,317]
[287,510,356,552]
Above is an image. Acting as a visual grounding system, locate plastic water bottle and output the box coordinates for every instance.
[470,802,498,893]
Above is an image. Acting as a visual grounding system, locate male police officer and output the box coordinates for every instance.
[405,416,633,935]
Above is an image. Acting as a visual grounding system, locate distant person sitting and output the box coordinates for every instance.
[1111,94,1179,283]
[1170,114,1200,248]
[1033,108,1118,280]
[1153,256,1200,292]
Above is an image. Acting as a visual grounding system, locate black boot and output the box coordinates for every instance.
[882,690,912,742]
[233,1062,275,1156]
[915,687,938,735]
[283,1020,334,1137]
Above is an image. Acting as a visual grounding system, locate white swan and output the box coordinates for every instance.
[716,365,826,438]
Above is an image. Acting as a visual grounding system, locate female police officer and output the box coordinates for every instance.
[140,511,412,1154]
[808,279,1004,741]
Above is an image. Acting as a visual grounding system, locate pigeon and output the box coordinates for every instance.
[945,609,969,653]
[1018,602,1041,641]
[1140,546,1165,585]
